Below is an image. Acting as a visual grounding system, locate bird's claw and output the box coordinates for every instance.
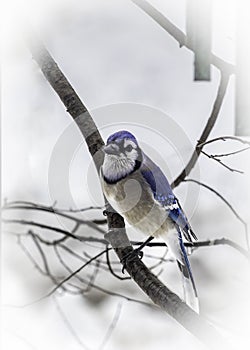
[121,249,144,274]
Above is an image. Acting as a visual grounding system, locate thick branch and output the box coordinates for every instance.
[29,36,227,347]
[29,37,104,167]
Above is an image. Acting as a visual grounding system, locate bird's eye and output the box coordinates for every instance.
[125,144,133,152]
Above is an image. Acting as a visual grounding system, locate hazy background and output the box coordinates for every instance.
[2,0,250,349]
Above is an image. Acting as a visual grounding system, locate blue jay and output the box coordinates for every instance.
[100,130,199,312]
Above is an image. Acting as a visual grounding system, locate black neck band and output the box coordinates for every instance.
[103,159,142,185]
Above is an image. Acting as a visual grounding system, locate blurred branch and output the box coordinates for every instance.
[26,36,226,346]
[131,0,235,74]
[235,2,250,136]
[172,72,230,188]
[186,0,212,81]
[53,296,90,350]
[98,303,122,350]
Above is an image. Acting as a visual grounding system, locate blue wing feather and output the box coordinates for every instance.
[140,152,197,242]
[140,152,199,311]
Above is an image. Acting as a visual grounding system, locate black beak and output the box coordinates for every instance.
[103,143,119,155]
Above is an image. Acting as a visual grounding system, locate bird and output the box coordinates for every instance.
[100,130,199,313]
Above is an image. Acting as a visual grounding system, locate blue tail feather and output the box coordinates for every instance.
[176,226,198,298]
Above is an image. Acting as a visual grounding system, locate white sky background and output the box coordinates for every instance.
[2,0,250,349]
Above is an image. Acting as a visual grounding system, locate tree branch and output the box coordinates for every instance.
[28,35,229,347]
[183,179,249,250]
[197,135,250,148]
[172,72,230,188]
[200,150,244,174]
[2,201,106,232]
[130,0,235,74]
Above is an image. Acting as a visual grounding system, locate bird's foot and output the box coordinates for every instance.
[121,248,144,273]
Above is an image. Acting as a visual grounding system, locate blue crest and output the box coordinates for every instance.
[107,130,138,145]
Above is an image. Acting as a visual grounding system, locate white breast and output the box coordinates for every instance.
[100,167,174,237]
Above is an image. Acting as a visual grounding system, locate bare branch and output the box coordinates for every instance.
[183,179,249,249]
[183,179,246,226]
[54,245,151,305]
[43,249,110,300]
[28,35,229,347]
[53,245,99,294]
[17,235,48,277]
[211,146,250,158]
[132,239,250,261]
[172,72,230,188]
[201,150,244,174]
[197,135,250,148]
[2,202,106,233]
[3,218,79,238]
[16,234,79,295]
[3,218,107,244]
[185,238,250,261]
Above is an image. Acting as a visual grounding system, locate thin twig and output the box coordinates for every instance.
[3,218,83,239]
[132,238,250,261]
[201,150,244,174]
[29,231,53,278]
[185,238,250,261]
[183,179,249,250]
[17,235,77,294]
[212,146,250,158]
[84,261,101,294]
[2,202,106,233]
[54,245,151,305]
[53,245,97,294]
[46,249,110,298]
[59,206,103,213]
[183,179,246,225]
[197,136,250,148]
[17,235,47,276]
[3,218,107,244]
